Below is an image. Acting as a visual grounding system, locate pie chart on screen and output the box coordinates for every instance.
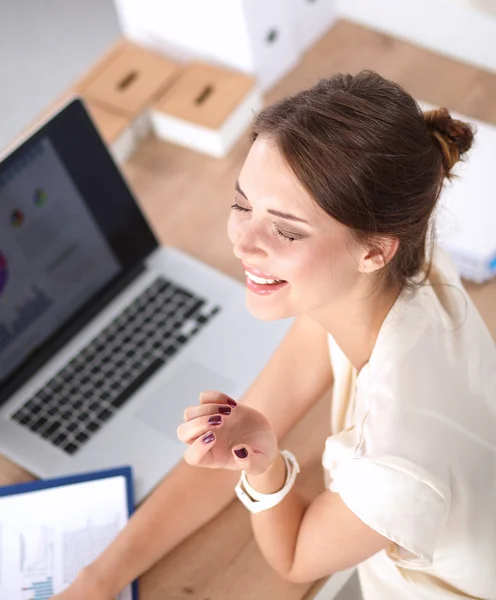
[0,252,7,296]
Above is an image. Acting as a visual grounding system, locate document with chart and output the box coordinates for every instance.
[0,468,136,599]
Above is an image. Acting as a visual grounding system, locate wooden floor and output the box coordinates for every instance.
[2,19,496,600]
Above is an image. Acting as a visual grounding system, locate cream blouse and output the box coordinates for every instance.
[322,248,496,600]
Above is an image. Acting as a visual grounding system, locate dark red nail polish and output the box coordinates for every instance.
[234,448,248,459]
[227,398,237,408]
[203,432,215,444]
[208,415,222,425]
[219,406,231,415]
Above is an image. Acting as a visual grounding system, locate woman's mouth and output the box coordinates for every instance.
[244,270,288,295]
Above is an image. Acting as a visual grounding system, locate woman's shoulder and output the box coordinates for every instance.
[365,248,496,402]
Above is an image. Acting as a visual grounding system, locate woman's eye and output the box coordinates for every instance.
[230,202,251,212]
[272,224,301,243]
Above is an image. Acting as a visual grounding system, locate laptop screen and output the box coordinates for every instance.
[0,99,157,399]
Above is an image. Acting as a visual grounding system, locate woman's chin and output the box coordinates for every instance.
[245,293,295,321]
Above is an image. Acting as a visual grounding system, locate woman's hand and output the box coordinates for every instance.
[177,390,279,476]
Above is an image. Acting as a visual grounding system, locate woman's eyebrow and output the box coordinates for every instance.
[235,179,311,225]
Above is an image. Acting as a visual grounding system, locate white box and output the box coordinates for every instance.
[420,102,496,283]
[289,0,337,52]
[113,0,300,90]
[151,62,262,158]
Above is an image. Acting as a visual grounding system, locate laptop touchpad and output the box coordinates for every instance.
[136,361,236,440]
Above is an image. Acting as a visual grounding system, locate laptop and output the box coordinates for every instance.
[0,99,291,502]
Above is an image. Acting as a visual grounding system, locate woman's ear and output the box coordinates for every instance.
[358,236,399,274]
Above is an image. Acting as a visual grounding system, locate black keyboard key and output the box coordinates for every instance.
[42,421,61,439]
[98,408,112,422]
[183,300,205,319]
[197,315,209,324]
[165,346,178,357]
[53,433,68,446]
[31,417,48,432]
[87,421,101,433]
[76,432,89,443]
[111,358,164,409]
[64,442,78,455]
[67,422,78,432]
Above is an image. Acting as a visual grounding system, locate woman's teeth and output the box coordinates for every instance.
[245,271,283,285]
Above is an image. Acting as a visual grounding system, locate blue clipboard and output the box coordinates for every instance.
[0,465,138,599]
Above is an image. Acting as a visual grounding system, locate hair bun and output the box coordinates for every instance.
[423,107,475,179]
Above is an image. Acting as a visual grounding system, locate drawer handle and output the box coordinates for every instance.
[118,71,138,91]
[195,85,214,105]
[266,29,279,44]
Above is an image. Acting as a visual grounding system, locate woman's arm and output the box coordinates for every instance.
[246,456,390,584]
[75,314,334,598]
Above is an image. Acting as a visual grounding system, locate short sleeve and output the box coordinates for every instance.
[327,457,450,566]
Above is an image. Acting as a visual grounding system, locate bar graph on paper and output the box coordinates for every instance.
[20,527,55,600]
[22,576,54,600]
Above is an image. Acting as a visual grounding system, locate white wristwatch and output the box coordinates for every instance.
[235,449,300,513]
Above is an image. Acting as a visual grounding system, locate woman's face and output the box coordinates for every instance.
[227,137,368,321]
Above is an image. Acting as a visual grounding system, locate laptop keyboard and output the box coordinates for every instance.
[11,277,221,455]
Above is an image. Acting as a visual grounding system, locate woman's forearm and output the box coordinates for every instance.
[247,452,309,578]
[82,460,239,597]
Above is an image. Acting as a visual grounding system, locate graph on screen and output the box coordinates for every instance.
[0,285,53,353]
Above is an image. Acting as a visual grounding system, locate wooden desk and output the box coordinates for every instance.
[2,20,496,599]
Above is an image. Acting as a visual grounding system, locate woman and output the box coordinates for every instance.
[55,71,496,599]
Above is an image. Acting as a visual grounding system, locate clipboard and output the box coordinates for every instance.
[0,465,138,600]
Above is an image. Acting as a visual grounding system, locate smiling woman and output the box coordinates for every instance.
[221,70,496,599]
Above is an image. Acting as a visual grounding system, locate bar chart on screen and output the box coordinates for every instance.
[0,286,53,354]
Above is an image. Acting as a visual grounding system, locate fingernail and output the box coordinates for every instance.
[202,432,215,444]
[234,448,248,459]
[219,406,231,415]
[208,415,222,425]
[227,398,237,408]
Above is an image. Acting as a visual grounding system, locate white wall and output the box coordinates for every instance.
[0,0,120,151]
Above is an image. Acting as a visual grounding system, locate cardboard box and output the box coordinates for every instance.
[77,39,181,140]
[151,62,262,158]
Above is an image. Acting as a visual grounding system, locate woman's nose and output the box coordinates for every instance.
[233,222,266,261]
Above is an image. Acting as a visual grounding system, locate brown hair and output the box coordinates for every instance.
[249,70,475,290]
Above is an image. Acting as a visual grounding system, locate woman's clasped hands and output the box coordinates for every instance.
[177,390,279,476]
